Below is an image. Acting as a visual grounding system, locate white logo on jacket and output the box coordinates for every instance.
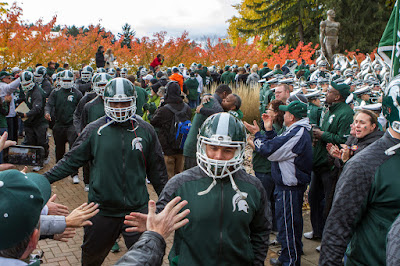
[232,192,249,213]
[132,137,143,152]
[254,139,263,149]
[67,95,74,102]
[328,114,335,124]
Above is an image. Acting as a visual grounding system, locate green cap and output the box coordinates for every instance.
[0,170,51,250]
[330,81,351,98]
[279,101,308,119]
[0,71,12,80]
[263,62,268,67]
[197,64,202,68]
[224,65,230,71]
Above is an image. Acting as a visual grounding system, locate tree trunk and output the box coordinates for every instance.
[298,16,304,43]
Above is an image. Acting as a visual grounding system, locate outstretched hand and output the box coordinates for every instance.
[47,194,69,216]
[125,196,190,239]
[65,202,99,227]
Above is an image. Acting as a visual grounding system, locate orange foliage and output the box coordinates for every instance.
[0,4,376,72]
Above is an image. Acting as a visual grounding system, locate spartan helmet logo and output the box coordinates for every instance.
[132,137,143,152]
[232,192,249,213]
[67,95,74,102]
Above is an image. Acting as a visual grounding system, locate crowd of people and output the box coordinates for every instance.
[0,47,399,266]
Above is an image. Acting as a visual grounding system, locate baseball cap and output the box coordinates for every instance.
[0,71,12,80]
[330,81,351,98]
[279,101,308,119]
[224,65,230,71]
[143,74,154,81]
[0,170,51,250]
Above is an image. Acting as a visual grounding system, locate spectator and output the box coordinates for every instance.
[185,71,200,108]
[221,93,243,119]
[247,64,260,87]
[0,71,21,142]
[104,48,116,69]
[274,84,291,103]
[149,54,164,73]
[259,62,272,78]
[151,81,192,178]
[319,75,400,266]
[306,82,354,247]
[169,67,184,91]
[245,100,312,266]
[221,65,235,85]
[95,46,105,68]
[249,100,285,236]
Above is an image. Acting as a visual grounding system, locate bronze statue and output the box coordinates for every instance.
[320,9,340,64]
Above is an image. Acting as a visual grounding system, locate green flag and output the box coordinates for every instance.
[378,0,400,77]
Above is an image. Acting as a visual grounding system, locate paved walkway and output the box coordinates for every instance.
[28,136,321,265]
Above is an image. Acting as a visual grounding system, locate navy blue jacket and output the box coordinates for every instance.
[254,118,312,190]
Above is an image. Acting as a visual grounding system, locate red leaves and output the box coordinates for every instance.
[0,4,376,72]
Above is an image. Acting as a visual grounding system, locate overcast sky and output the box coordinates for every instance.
[4,0,240,39]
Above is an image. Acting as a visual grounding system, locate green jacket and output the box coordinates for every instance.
[196,67,209,86]
[183,96,224,158]
[45,88,83,127]
[319,132,400,266]
[313,101,354,168]
[307,102,322,126]
[221,71,235,84]
[258,67,271,79]
[185,78,199,101]
[157,167,270,266]
[0,98,9,128]
[81,96,104,127]
[135,86,148,117]
[44,117,168,217]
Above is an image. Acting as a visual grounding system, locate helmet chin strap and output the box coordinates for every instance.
[197,172,246,200]
[385,143,400,156]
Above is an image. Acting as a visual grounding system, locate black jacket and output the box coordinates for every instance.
[95,50,105,68]
[150,83,191,156]
[76,79,92,95]
[115,231,166,266]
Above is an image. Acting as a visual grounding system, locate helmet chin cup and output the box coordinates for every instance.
[392,121,400,134]
[104,98,136,123]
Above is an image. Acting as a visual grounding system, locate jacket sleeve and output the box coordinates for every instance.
[39,215,66,236]
[250,180,271,266]
[44,90,56,115]
[150,107,168,128]
[26,88,43,118]
[41,80,53,98]
[321,112,353,145]
[145,126,168,195]
[44,122,95,183]
[115,231,166,266]
[73,96,87,134]
[0,78,21,97]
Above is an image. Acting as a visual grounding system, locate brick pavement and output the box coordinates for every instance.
[27,135,320,266]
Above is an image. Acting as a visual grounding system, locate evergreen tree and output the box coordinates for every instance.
[118,23,136,48]
[228,0,323,47]
[324,0,395,53]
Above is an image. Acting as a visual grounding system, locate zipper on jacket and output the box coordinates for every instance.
[121,128,127,208]
[218,181,224,261]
